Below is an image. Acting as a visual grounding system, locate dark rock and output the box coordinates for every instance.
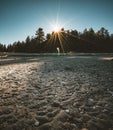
[87,120,97,130]
[36,116,49,125]
[37,111,47,116]
[0,115,18,124]
[54,110,70,122]
[82,114,91,122]
[51,101,61,107]
[47,109,59,118]
[95,118,113,130]
[38,123,51,130]
[0,108,13,115]
[64,66,73,71]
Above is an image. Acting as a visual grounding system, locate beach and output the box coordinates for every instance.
[0,54,113,130]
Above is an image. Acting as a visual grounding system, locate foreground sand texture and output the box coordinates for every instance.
[0,54,113,130]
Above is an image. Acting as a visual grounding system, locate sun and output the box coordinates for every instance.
[53,25,60,33]
[51,23,61,33]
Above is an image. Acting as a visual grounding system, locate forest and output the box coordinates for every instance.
[0,27,113,53]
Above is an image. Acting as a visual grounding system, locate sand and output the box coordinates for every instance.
[0,54,113,130]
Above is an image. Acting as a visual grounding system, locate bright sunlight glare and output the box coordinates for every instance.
[52,24,61,33]
[51,23,62,33]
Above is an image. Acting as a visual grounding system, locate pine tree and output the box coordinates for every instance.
[35,28,45,44]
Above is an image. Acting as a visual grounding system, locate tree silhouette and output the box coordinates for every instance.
[35,28,45,44]
[46,33,51,41]
[0,43,6,52]
[1,27,113,53]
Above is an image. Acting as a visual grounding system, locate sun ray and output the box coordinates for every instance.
[44,0,96,54]
[60,32,70,51]
[65,31,95,44]
[57,32,65,53]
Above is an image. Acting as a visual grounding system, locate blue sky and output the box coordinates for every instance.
[0,0,113,45]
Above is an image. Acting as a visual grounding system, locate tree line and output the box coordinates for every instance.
[0,27,113,53]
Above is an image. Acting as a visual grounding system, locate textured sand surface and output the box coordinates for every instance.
[0,54,113,130]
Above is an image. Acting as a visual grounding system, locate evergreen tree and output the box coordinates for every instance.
[2,26,113,53]
[46,33,51,41]
[35,28,45,44]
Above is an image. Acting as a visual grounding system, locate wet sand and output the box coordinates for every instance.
[0,54,113,130]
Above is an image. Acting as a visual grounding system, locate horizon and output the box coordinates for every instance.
[0,0,113,45]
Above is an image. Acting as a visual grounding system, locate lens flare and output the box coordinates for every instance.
[51,22,62,33]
